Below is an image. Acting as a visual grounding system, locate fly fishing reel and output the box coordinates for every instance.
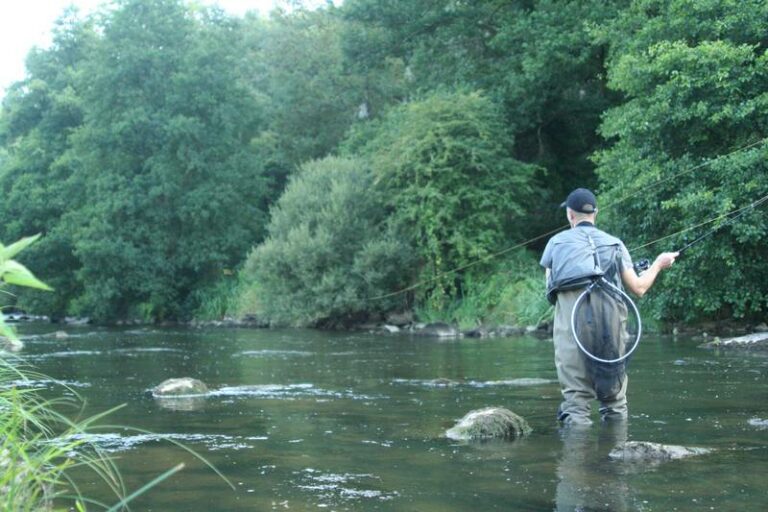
[633,258,650,274]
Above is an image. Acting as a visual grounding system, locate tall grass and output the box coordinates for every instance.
[190,276,243,321]
[0,354,233,510]
[0,357,125,510]
[414,251,554,329]
[192,272,269,323]
[0,235,228,509]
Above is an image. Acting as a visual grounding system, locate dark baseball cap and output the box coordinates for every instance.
[561,188,597,213]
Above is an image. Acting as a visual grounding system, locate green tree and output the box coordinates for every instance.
[61,0,271,321]
[340,0,625,236]
[0,8,94,316]
[594,0,768,321]
[350,90,538,307]
[243,156,414,326]
[244,7,368,193]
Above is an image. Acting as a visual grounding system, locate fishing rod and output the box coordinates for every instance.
[631,192,768,270]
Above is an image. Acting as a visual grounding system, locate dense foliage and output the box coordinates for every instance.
[347,90,537,308]
[1,1,270,321]
[0,0,765,325]
[594,0,768,321]
[243,156,414,326]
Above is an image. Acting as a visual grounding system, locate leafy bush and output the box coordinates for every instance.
[351,90,539,307]
[241,156,415,326]
[415,250,552,329]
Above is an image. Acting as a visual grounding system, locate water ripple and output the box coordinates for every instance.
[0,378,91,390]
[392,377,554,388]
[295,469,399,504]
[236,350,314,358]
[208,384,383,401]
[66,432,268,452]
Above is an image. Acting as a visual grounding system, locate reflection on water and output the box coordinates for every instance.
[11,325,768,511]
[556,422,632,512]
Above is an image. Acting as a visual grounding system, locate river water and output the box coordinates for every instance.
[11,325,768,511]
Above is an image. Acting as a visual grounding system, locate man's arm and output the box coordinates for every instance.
[621,251,679,297]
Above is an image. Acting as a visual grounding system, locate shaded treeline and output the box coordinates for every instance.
[0,0,766,326]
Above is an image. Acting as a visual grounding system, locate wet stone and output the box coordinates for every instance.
[152,377,209,397]
[414,322,460,338]
[699,331,768,350]
[1,338,23,352]
[608,441,712,462]
[445,407,532,441]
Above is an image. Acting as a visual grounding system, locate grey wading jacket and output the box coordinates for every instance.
[540,224,628,305]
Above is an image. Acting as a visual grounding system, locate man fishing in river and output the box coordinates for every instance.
[540,188,678,426]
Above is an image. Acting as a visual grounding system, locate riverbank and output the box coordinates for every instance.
[7,311,766,343]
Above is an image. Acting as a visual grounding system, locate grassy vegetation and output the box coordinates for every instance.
[414,252,554,330]
[0,235,225,509]
[0,357,125,510]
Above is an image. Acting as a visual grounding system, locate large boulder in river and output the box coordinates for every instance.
[152,377,209,397]
[152,378,208,411]
[446,407,531,441]
[609,441,712,462]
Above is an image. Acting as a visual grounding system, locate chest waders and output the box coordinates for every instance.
[547,228,642,401]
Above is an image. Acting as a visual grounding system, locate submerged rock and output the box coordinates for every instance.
[152,377,209,397]
[1,338,24,352]
[699,331,768,350]
[446,407,532,441]
[608,441,712,462]
[152,378,209,411]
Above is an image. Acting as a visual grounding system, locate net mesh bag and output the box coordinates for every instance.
[572,279,639,401]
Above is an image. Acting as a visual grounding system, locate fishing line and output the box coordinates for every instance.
[629,192,768,253]
[362,138,768,303]
[363,225,567,302]
[601,137,768,211]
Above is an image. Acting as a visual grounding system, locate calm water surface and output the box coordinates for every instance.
[13,325,768,511]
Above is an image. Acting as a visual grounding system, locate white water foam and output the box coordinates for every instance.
[236,350,314,357]
[392,377,554,388]
[295,469,399,504]
[208,384,381,401]
[65,432,269,452]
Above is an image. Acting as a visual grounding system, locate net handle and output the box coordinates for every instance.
[570,278,643,364]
